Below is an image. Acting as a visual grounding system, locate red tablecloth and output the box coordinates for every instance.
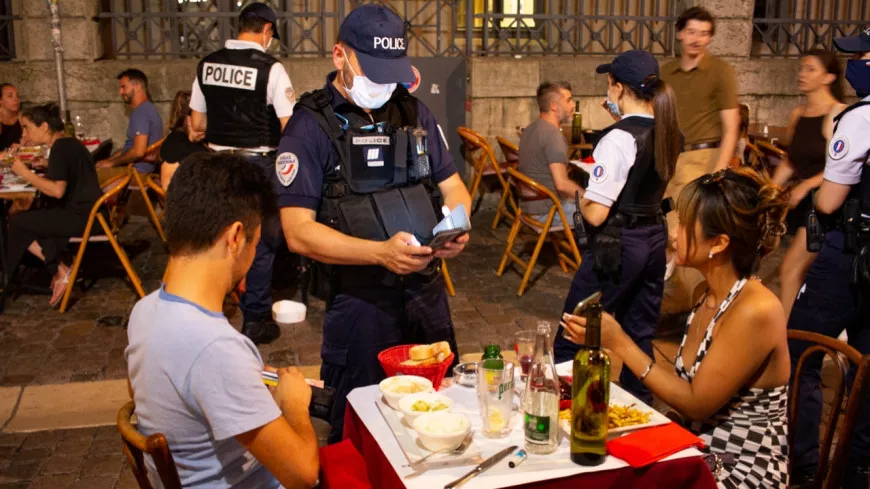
[343,406,718,489]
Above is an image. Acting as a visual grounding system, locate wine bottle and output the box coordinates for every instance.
[523,322,560,455]
[570,302,611,466]
[63,110,75,138]
[571,101,583,145]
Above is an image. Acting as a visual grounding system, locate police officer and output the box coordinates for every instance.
[190,2,295,344]
[276,5,471,442]
[788,26,870,489]
[553,50,681,404]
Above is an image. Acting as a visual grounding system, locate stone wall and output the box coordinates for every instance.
[0,0,858,163]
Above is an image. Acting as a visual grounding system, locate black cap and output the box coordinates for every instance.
[240,2,279,40]
[834,26,870,53]
[596,50,660,91]
[338,5,414,85]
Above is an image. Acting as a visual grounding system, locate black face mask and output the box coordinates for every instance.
[846,59,870,98]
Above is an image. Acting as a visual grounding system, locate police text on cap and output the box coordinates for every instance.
[373,36,405,50]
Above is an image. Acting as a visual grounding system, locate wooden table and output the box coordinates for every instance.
[748,123,789,148]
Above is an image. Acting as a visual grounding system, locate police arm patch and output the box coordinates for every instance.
[828,136,849,161]
[590,164,608,184]
[276,152,299,187]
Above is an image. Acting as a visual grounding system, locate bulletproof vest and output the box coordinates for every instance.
[196,48,282,148]
[296,86,443,286]
[595,117,664,216]
[833,101,870,217]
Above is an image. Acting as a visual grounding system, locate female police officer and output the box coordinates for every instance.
[788,27,870,489]
[553,50,681,404]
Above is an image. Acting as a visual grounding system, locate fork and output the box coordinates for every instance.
[405,431,474,467]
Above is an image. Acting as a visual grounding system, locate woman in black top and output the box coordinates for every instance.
[772,50,846,317]
[6,103,103,307]
[0,83,22,150]
[159,90,207,190]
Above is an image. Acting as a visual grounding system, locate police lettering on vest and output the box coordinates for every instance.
[201,63,257,91]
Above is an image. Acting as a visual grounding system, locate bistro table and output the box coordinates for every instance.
[343,363,718,489]
[0,178,37,313]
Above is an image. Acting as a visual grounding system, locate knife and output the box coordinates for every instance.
[443,445,518,489]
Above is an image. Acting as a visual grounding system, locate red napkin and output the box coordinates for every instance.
[606,422,705,468]
[318,439,373,489]
[582,156,595,163]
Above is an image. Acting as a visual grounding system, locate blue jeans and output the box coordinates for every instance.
[554,224,666,404]
[239,153,283,323]
[788,230,870,471]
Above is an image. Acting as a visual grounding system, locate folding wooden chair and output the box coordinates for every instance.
[457,127,516,226]
[788,330,870,489]
[59,172,146,313]
[117,401,182,489]
[441,259,455,297]
[494,136,521,229]
[143,173,167,242]
[131,137,167,242]
[497,168,581,296]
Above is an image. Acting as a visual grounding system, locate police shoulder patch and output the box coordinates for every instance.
[590,164,607,184]
[276,152,299,187]
[828,136,849,161]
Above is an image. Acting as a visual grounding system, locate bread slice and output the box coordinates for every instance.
[433,341,452,357]
[401,357,439,367]
[409,344,436,361]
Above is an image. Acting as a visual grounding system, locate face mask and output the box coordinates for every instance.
[846,59,870,98]
[605,92,621,117]
[341,49,397,110]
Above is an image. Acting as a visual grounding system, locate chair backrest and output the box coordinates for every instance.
[788,330,870,489]
[506,167,572,230]
[143,136,167,164]
[496,136,519,163]
[457,127,499,173]
[117,401,183,489]
[97,171,133,235]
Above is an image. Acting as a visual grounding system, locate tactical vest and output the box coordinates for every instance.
[196,48,282,148]
[296,85,443,288]
[595,117,665,217]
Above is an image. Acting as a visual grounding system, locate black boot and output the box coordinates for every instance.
[241,317,281,345]
[842,460,870,489]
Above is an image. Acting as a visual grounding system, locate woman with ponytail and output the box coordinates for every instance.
[553,50,680,404]
[563,167,791,488]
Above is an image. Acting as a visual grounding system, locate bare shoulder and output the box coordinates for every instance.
[728,281,786,331]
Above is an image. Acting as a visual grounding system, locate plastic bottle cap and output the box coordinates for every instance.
[271,300,306,324]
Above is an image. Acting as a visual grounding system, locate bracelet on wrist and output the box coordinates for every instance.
[639,359,656,382]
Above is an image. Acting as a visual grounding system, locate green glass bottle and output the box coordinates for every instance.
[570,302,610,466]
[571,101,583,145]
[63,110,75,138]
[481,344,504,370]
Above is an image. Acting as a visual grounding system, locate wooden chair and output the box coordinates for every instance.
[442,259,455,297]
[494,136,521,229]
[788,330,870,489]
[117,401,182,489]
[457,127,517,227]
[130,137,167,242]
[497,168,581,296]
[60,172,146,313]
[143,173,167,242]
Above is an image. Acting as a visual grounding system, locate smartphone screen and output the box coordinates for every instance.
[572,291,602,316]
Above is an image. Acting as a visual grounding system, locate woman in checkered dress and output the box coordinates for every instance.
[562,167,792,488]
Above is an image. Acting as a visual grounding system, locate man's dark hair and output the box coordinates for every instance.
[165,153,277,256]
[536,81,572,113]
[676,6,716,35]
[117,68,149,89]
[239,15,269,36]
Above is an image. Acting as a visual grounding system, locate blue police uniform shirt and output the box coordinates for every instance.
[273,72,457,210]
[585,114,653,207]
[823,94,870,188]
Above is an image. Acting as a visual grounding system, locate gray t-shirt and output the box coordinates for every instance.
[123,100,163,173]
[125,287,282,489]
[517,118,569,215]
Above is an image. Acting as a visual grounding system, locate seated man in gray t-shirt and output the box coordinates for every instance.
[125,153,319,489]
[517,81,585,228]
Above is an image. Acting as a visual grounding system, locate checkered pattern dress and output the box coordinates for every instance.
[675,278,790,488]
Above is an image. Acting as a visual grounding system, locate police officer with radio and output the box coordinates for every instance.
[788,27,870,489]
[190,2,295,345]
[553,50,681,405]
[276,5,471,442]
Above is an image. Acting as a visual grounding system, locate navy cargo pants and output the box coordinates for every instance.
[554,224,667,405]
[788,230,870,472]
[321,271,458,443]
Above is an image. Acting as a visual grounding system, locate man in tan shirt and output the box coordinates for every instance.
[661,6,740,314]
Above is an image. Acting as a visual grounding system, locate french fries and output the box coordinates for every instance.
[558,403,652,429]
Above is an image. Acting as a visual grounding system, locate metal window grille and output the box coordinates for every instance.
[0,0,15,61]
[97,0,678,58]
[752,0,867,56]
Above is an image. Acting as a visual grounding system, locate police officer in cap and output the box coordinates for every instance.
[276,5,471,442]
[554,50,681,404]
[190,2,295,344]
[788,26,870,489]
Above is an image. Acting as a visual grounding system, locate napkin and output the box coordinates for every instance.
[606,422,705,468]
[318,439,373,489]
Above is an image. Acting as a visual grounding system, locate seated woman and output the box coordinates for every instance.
[562,167,791,488]
[160,90,206,190]
[6,103,103,306]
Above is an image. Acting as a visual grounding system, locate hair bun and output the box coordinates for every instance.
[755,182,789,257]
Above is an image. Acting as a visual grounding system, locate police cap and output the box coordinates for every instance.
[338,5,414,85]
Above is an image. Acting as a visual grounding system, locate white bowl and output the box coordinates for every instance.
[412,412,472,452]
[272,300,306,324]
[379,376,434,410]
[398,393,454,424]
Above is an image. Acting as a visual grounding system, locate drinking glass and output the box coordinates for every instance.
[477,360,515,439]
[514,331,535,379]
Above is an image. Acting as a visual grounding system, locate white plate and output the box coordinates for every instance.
[374,398,483,469]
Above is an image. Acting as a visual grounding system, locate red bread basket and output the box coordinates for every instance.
[378,344,454,390]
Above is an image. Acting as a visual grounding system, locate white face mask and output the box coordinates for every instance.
[341,48,396,110]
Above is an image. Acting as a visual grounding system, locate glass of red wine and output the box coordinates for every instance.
[514,330,535,379]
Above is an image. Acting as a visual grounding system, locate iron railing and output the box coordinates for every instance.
[0,0,15,61]
[753,0,867,56]
[97,0,679,59]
